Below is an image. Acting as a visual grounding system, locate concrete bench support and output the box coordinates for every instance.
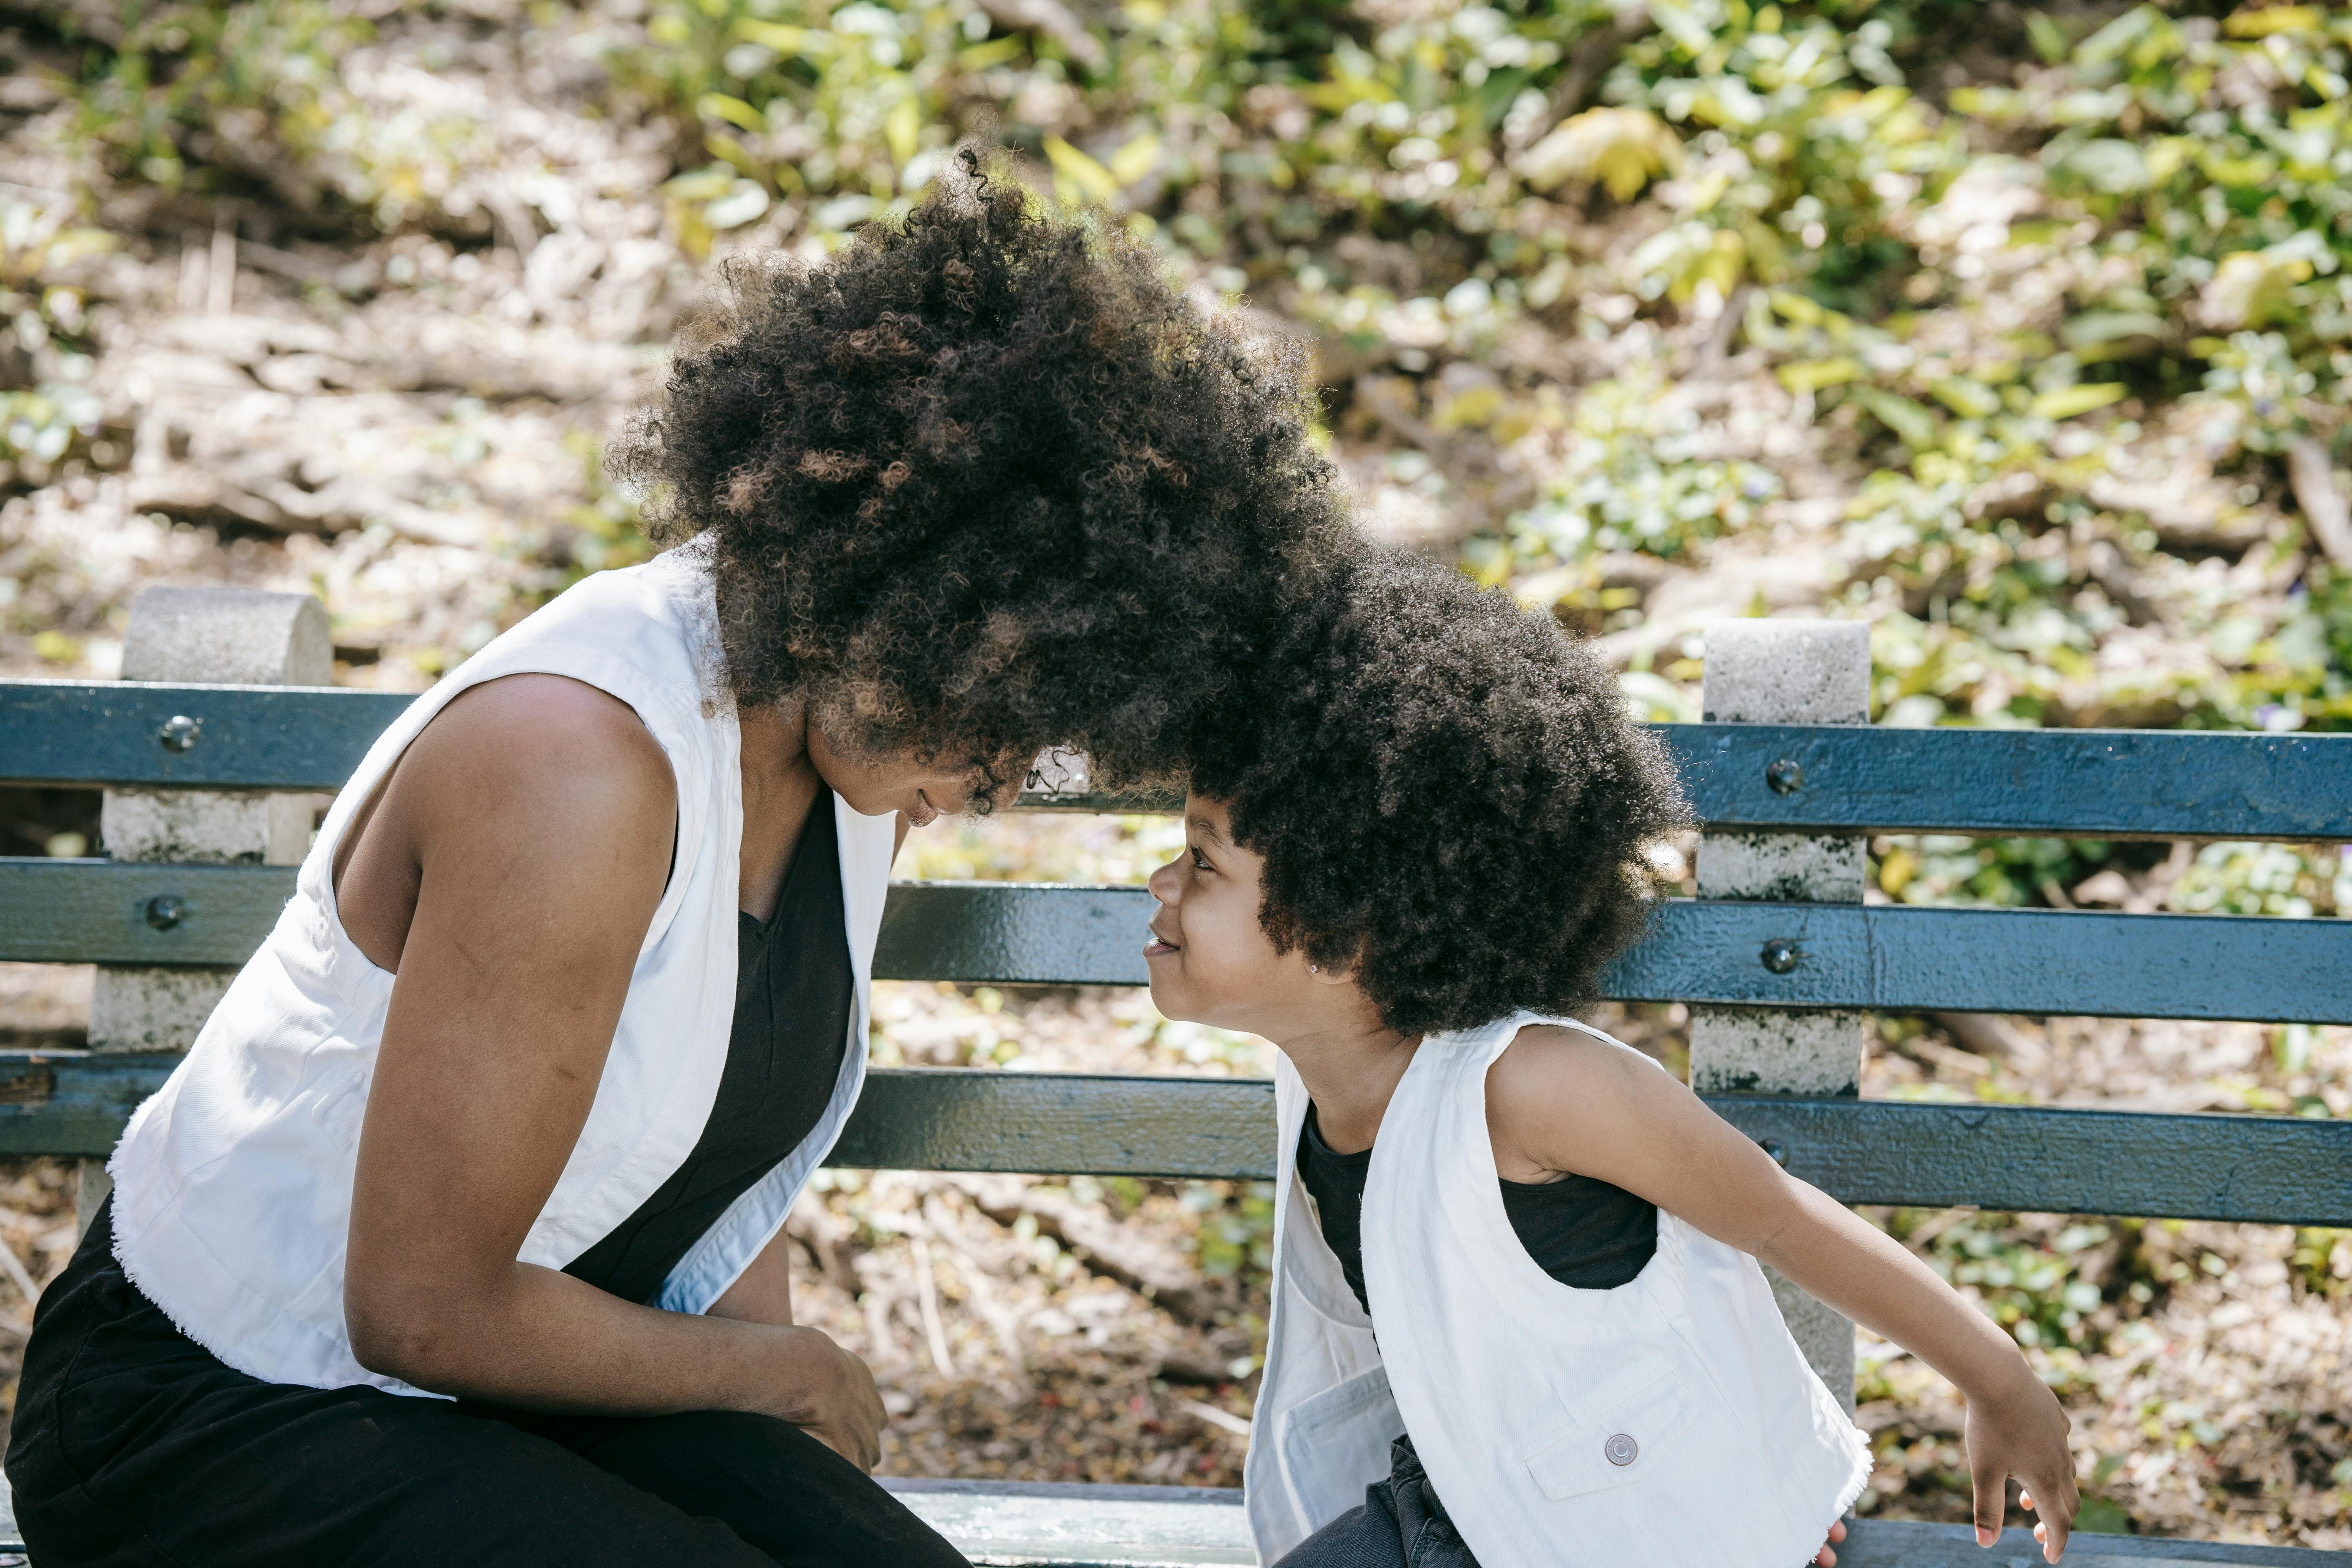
[79,588,331,1232]
[1689,618,1869,1408]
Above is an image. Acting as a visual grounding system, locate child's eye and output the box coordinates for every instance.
[1189,845,1212,872]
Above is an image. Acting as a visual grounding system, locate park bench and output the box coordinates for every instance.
[0,588,2347,1566]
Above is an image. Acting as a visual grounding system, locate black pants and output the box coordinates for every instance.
[5,1202,969,1568]
[1271,1436,1479,1568]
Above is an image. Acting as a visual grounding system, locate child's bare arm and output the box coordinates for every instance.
[1488,1028,2079,1562]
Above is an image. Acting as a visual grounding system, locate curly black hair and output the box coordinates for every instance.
[614,149,1350,796]
[1188,549,1690,1035]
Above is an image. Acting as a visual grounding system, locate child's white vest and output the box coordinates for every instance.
[107,549,898,1396]
[1245,1011,1869,1568]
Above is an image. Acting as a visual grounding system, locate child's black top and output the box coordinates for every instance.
[563,791,854,1306]
[1298,1102,1657,1313]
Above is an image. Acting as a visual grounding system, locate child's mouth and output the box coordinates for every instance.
[1144,927,1181,958]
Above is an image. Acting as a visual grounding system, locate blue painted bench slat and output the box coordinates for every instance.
[9,680,2351,841]
[8,861,2346,1027]
[2,1059,2344,1227]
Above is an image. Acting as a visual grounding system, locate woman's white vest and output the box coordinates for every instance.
[107,549,899,1396]
[1245,1011,1869,1568]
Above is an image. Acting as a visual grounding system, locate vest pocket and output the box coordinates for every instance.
[1281,1365,1403,1527]
[1521,1363,1697,1501]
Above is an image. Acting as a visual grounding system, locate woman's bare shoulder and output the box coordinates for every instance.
[405,673,676,824]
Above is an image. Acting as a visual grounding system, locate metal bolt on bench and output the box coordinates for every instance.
[2,592,2350,1565]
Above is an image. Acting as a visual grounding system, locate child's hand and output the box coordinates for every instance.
[1812,1517,1846,1565]
[1964,1377,2078,1562]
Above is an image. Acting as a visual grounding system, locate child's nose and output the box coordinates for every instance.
[1146,858,1181,905]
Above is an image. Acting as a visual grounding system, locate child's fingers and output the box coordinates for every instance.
[1970,1457,2007,1547]
[2037,1486,2074,1562]
[2022,1479,2074,1562]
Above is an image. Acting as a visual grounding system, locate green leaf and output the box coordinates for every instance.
[732,18,837,58]
[2074,1497,2133,1535]
[1930,377,2002,419]
[696,92,764,134]
[2058,138,2150,195]
[1043,135,1121,203]
[1852,386,1942,449]
[2027,13,2070,64]
[2031,383,2128,419]
[1776,357,1864,392]
[1108,133,1162,187]
[2225,5,2326,38]
[2062,311,2168,348]
[663,163,738,201]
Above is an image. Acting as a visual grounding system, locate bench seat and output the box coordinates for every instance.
[874,1482,2352,1567]
[2,1472,2343,1564]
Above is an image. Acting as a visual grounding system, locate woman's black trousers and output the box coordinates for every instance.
[4,1202,969,1568]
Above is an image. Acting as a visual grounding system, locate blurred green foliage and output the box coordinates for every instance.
[34,0,2352,735]
[601,0,2349,732]
[1869,1207,2352,1372]
[28,0,2352,923]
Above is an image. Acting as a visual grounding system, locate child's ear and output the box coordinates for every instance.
[1305,957,1354,988]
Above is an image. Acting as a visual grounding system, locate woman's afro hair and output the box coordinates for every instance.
[614,148,1350,797]
[1188,549,1691,1036]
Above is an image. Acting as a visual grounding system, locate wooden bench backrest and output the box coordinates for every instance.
[2,646,2349,1228]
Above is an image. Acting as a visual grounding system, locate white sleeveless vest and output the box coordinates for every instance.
[107,549,900,1397]
[1245,1011,1869,1568]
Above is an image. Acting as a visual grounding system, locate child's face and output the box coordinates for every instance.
[1143,796,1323,1034]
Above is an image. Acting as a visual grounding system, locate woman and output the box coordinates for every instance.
[7,157,1348,1567]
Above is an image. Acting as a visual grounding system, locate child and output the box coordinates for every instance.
[1144,550,2078,1568]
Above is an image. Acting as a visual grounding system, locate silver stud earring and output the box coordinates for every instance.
[1308,964,1320,973]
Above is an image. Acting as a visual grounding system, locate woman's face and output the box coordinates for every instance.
[1143,797,1321,1035]
[804,723,1022,826]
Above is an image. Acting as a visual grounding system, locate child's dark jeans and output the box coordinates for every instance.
[1272,1435,1479,1568]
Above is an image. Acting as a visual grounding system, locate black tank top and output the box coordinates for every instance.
[1298,1102,1657,1314]
[564,791,854,1305]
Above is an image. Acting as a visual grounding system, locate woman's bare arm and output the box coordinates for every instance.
[1488,1028,2078,1561]
[340,675,880,1465]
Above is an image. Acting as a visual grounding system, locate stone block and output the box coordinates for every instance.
[100,791,314,866]
[1769,1267,1858,1416]
[120,588,330,687]
[1697,831,1866,903]
[1700,618,1871,725]
[1694,617,1871,1405]
[1689,1008,1865,1097]
[89,969,238,1054]
[85,587,332,1226]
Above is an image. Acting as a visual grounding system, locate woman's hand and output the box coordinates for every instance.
[759,1327,886,1472]
[1966,1375,2078,1562]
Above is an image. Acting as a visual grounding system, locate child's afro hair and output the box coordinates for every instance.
[614,147,1350,798]
[1187,549,1690,1035]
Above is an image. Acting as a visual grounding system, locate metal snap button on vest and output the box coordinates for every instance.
[1604,1432,1638,1466]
